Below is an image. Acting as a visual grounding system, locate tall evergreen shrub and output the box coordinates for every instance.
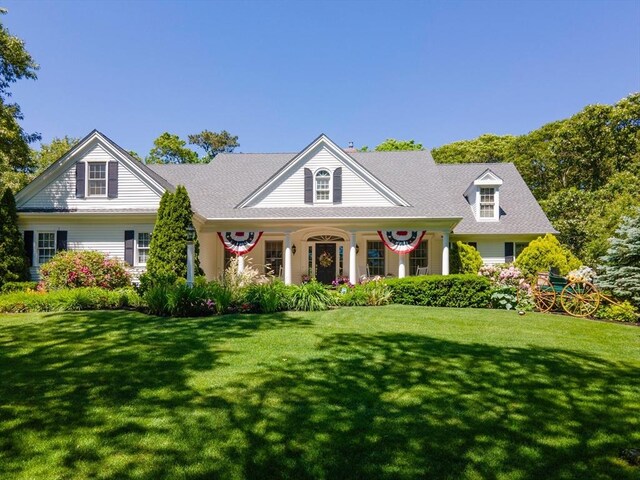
[598,208,640,307]
[450,241,483,274]
[0,188,29,286]
[146,185,202,281]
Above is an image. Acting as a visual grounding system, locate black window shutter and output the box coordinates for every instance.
[468,242,478,250]
[504,242,514,262]
[76,162,85,198]
[56,231,68,252]
[333,167,342,204]
[304,168,313,204]
[124,230,135,266]
[24,230,34,267]
[108,161,118,198]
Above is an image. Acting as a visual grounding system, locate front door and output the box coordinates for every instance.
[315,243,336,285]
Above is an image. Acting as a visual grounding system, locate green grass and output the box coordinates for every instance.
[0,306,639,480]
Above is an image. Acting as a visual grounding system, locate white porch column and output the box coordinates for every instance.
[349,232,357,284]
[237,254,245,274]
[284,233,292,285]
[398,253,406,278]
[442,230,450,275]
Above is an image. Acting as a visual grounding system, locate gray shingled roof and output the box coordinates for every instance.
[148,151,556,235]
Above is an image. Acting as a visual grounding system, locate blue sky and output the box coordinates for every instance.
[3,0,639,156]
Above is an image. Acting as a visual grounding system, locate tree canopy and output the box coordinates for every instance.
[432,93,640,265]
[188,129,239,161]
[361,138,424,152]
[0,187,29,286]
[0,10,40,193]
[146,132,200,164]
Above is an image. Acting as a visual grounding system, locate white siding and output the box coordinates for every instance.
[20,219,155,280]
[22,144,161,211]
[251,146,394,208]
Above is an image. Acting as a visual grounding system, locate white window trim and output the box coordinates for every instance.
[36,231,56,266]
[476,186,500,222]
[135,231,152,266]
[314,168,332,204]
[86,161,108,198]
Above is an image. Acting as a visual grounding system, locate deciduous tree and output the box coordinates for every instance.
[0,9,41,192]
[146,132,200,164]
[188,129,239,161]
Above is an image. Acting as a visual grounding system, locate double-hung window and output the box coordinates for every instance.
[265,240,283,276]
[38,232,56,265]
[479,187,495,218]
[315,170,330,201]
[367,240,385,276]
[88,162,107,196]
[138,232,151,264]
[409,240,429,275]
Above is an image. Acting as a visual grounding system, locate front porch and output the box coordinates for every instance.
[197,223,455,285]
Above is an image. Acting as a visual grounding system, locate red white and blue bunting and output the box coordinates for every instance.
[217,231,263,256]
[377,230,426,254]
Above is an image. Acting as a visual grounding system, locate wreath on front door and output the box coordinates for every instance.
[318,251,334,268]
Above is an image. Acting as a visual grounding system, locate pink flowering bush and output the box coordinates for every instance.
[40,250,131,290]
[479,263,528,289]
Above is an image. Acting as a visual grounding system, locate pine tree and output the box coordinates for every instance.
[0,188,29,286]
[146,186,202,281]
[598,208,640,307]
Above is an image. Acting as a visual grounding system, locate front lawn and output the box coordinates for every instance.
[0,306,638,479]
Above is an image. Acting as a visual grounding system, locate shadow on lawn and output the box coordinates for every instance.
[0,311,638,479]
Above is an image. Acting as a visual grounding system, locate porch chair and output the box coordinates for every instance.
[415,266,429,276]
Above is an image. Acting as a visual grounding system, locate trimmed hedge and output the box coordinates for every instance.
[385,274,492,308]
[0,287,143,313]
[0,281,39,293]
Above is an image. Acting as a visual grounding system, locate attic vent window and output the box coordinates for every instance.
[479,187,495,218]
[315,170,331,201]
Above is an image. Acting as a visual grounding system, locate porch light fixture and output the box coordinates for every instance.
[186,224,196,243]
[292,244,297,255]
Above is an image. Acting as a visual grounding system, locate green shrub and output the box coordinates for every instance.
[208,281,234,315]
[0,287,142,313]
[289,280,335,311]
[0,188,30,288]
[40,250,130,290]
[594,301,638,323]
[244,279,290,313]
[450,241,483,274]
[144,284,171,316]
[338,281,392,307]
[490,286,518,310]
[385,274,491,308]
[515,234,581,278]
[1,281,39,293]
[340,284,370,307]
[166,283,214,317]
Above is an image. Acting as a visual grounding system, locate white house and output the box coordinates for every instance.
[15,130,556,285]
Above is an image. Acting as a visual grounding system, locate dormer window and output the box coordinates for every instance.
[479,187,495,218]
[315,169,331,202]
[466,169,502,222]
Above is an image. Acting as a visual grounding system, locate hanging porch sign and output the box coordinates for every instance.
[217,231,263,255]
[377,230,426,254]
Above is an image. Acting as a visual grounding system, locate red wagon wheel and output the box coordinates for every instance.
[532,276,556,313]
[560,281,600,317]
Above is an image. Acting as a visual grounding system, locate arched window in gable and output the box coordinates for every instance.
[315,169,331,201]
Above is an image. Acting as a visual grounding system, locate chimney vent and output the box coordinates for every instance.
[348,141,354,148]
